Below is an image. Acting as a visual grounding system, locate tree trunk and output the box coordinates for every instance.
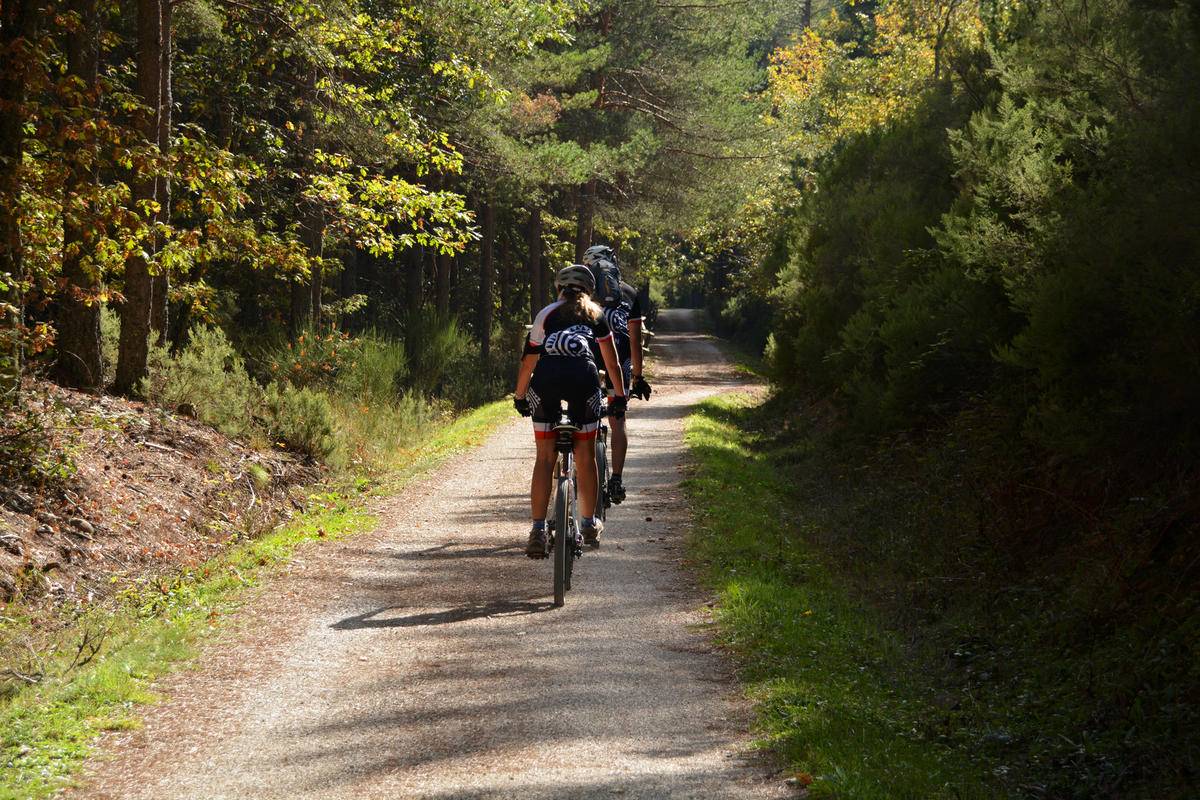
[435,250,451,317]
[291,202,323,334]
[527,206,543,320]
[309,260,323,323]
[54,0,103,389]
[149,0,171,341]
[340,247,358,331]
[0,0,39,403]
[498,223,511,321]
[114,0,163,395]
[803,0,812,29]
[289,280,309,335]
[406,244,423,319]
[574,181,594,263]
[478,200,495,361]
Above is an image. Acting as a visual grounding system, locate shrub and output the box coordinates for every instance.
[404,309,473,397]
[142,326,260,439]
[264,326,359,390]
[100,307,120,386]
[0,391,77,488]
[334,331,407,402]
[332,390,438,471]
[263,382,336,459]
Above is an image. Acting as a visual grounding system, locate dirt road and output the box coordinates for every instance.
[72,309,784,800]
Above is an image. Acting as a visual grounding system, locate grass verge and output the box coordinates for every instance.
[0,400,513,799]
[683,392,1000,799]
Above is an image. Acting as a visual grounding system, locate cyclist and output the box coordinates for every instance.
[513,264,628,558]
[581,245,652,505]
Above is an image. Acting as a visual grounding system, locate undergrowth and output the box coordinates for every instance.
[684,392,998,799]
[684,392,1199,799]
[135,318,514,475]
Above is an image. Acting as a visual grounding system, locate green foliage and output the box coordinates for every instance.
[99,307,120,387]
[729,0,1200,457]
[0,391,77,489]
[263,382,336,459]
[691,7,1200,791]
[142,326,259,439]
[334,331,408,402]
[329,391,437,473]
[402,309,476,400]
[685,394,1000,798]
[689,392,1200,799]
[264,327,360,390]
[136,317,502,472]
[931,0,1200,452]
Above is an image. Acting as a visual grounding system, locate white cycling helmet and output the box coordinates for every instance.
[555,264,596,295]
[582,244,616,268]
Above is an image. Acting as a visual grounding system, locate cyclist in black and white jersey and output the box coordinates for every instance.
[514,265,628,557]
[582,245,652,505]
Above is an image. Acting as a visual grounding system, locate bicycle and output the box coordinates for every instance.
[547,419,583,607]
[544,408,612,607]
[594,377,612,524]
[595,417,611,523]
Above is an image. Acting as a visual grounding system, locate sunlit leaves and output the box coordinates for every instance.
[770,1,984,157]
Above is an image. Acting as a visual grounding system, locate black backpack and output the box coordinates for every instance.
[591,261,622,305]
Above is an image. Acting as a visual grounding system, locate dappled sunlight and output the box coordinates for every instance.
[67,314,783,799]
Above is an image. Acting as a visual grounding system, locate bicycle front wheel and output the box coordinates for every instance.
[553,474,571,606]
[595,433,609,522]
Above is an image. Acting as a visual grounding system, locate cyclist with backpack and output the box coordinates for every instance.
[581,244,652,505]
[514,265,628,558]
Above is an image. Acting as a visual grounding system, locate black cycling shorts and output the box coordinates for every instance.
[527,357,604,440]
[602,357,633,399]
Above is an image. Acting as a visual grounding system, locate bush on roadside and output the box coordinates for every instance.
[100,307,120,387]
[334,331,407,402]
[263,326,360,390]
[0,390,78,489]
[331,390,439,471]
[142,326,259,439]
[133,314,508,472]
[404,309,473,397]
[263,382,336,459]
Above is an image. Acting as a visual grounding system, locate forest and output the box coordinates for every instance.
[0,0,782,441]
[0,0,1197,797]
[0,0,790,467]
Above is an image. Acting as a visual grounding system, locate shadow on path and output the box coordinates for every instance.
[331,598,554,630]
[390,542,525,561]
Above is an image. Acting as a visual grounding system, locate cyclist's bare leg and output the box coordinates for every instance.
[573,438,598,518]
[530,437,556,519]
[610,415,628,475]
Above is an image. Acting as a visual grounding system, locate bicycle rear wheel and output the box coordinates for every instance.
[552,474,571,606]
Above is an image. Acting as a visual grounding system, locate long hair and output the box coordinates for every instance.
[558,287,602,324]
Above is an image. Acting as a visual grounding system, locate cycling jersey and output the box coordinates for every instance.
[525,299,613,365]
[525,300,612,439]
[595,282,644,364]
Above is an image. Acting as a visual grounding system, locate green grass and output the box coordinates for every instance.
[0,400,514,799]
[683,392,1000,799]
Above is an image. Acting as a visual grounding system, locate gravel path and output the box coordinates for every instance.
[70,309,785,800]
